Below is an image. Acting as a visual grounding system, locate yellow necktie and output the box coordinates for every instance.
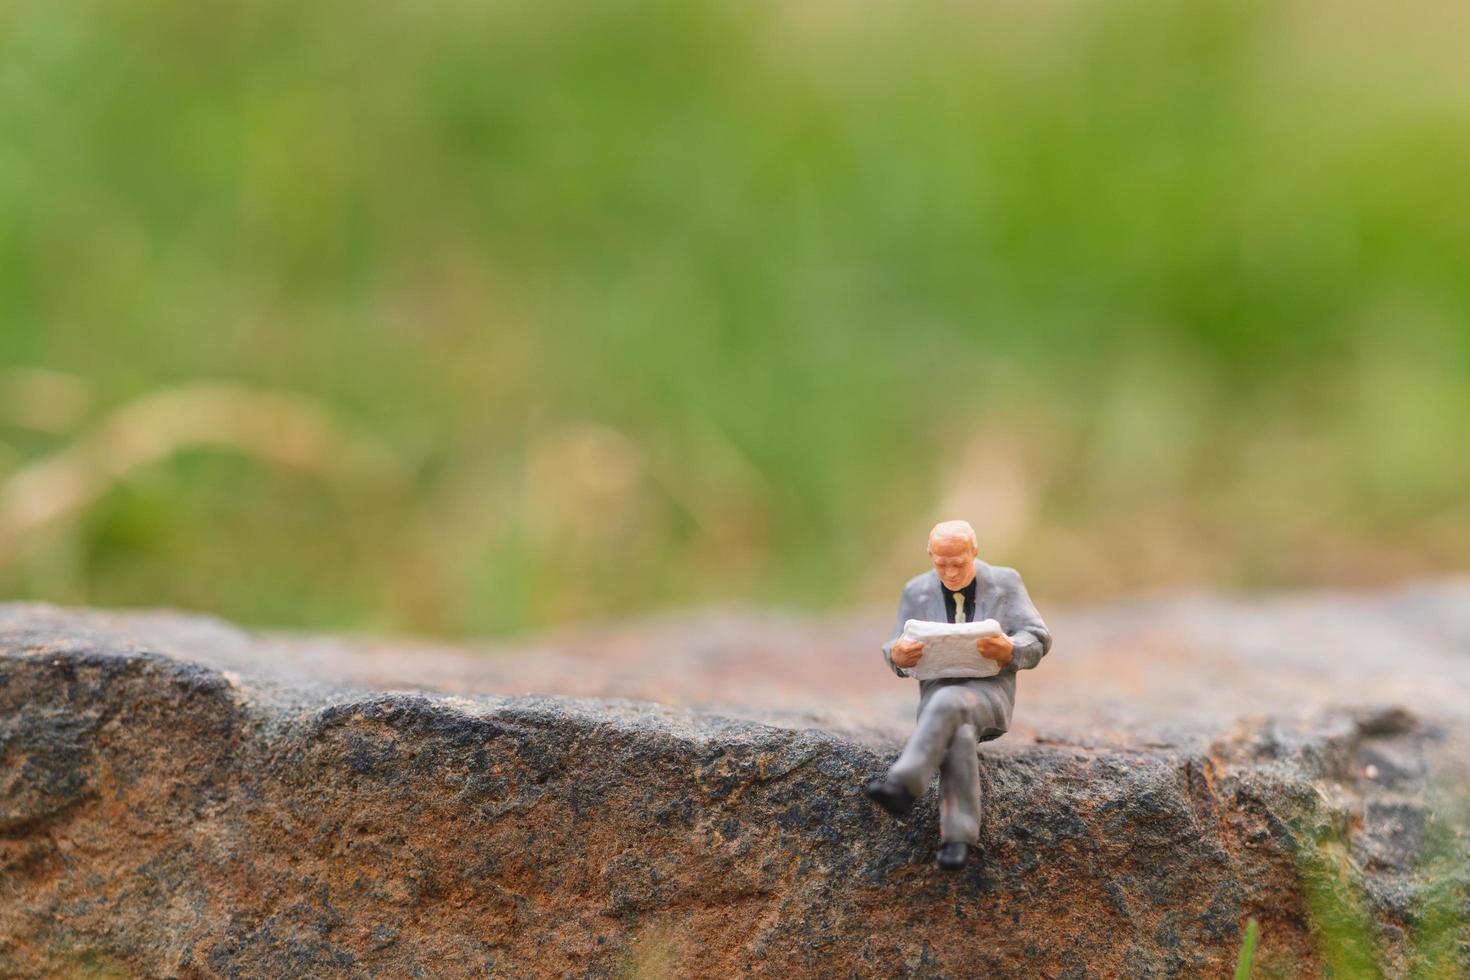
[953,592,967,624]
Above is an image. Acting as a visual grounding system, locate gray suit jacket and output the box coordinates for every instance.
[882,560,1051,738]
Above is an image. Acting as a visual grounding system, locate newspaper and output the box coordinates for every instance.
[900,618,1003,680]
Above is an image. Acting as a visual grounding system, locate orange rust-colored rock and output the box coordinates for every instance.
[1,590,1468,977]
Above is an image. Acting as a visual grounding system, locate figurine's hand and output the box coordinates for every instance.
[976,633,1014,667]
[890,637,924,670]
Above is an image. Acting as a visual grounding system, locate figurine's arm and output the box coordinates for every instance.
[881,613,907,678]
[881,583,923,678]
[993,568,1051,671]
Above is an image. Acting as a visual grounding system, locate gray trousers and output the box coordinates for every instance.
[886,683,1006,845]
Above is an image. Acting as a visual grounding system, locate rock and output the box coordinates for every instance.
[1,586,1468,978]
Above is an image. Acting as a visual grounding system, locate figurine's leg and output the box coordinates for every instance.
[938,722,980,845]
[887,686,980,796]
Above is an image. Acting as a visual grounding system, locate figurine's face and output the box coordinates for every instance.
[928,534,978,591]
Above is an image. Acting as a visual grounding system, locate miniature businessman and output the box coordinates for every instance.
[864,520,1051,871]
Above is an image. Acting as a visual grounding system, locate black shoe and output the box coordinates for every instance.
[936,842,971,871]
[863,778,916,818]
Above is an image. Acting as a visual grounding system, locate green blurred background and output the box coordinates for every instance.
[2,0,1467,637]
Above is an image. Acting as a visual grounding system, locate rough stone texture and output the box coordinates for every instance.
[2,583,1468,978]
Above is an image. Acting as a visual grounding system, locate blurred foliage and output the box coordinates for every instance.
[1,0,1469,635]
[1234,917,1260,980]
[1286,787,1470,979]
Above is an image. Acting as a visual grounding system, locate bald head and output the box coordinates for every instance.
[928,520,976,551]
[927,520,978,590]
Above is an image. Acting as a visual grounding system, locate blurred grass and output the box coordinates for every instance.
[1,0,1469,636]
[1235,917,1259,980]
[1278,775,1470,979]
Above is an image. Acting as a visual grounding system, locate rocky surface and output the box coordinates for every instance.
[2,583,1468,978]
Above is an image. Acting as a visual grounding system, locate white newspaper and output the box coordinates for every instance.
[901,618,1003,680]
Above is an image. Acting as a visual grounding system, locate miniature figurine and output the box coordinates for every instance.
[864,520,1051,871]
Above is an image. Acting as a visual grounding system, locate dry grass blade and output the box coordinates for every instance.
[0,382,404,567]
